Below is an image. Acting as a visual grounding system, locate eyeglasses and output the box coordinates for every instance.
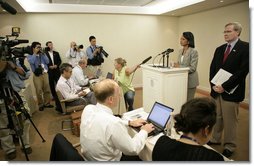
[36,46,41,49]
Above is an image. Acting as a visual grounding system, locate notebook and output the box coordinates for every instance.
[106,72,113,79]
[132,101,174,137]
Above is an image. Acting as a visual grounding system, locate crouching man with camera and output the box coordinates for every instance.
[27,42,53,111]
[86,36,108,78]
[0,59,32,160]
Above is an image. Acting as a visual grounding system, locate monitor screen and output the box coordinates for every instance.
[147,102,173,128]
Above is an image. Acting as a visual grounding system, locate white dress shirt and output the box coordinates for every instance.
[56,75,82,99]
[71,65,89,86]
[80,103,148,161]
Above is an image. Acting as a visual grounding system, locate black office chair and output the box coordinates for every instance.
[49,133,84,161]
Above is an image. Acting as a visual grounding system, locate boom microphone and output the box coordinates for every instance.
[141,56,152,64]
[0,0,17,15]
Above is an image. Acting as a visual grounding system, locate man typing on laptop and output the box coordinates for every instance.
[80,79,154,161]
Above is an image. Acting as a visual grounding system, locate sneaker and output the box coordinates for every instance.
[6,151,16,160]
[21,147,33,154]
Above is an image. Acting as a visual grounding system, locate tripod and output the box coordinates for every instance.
[0,81,46,161]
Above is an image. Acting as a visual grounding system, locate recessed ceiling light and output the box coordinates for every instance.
[220,0,224,2]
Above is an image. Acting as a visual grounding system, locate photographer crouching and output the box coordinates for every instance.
[27,42,53,111]
[86,36,109,78]
[0,59,32,160]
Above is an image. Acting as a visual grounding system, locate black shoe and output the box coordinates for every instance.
[39,106,44,111]
[207,141,221,145]
[222,149,233,158]
[44,104,54,108]
[6,151,16,160]
[21,147,32,154]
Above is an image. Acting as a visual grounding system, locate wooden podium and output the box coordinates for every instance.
[141,64,189,114]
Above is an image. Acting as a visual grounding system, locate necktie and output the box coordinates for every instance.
[66,80,71,89]
[223,44,231,64]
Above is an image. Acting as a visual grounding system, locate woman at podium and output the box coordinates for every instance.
[175,31,199,101]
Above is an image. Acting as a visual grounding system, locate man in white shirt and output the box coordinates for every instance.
[56,63,96,107]
[80,79,154,161]
[72,59,91,87]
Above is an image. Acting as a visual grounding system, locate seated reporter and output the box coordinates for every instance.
[56,63,96,108]
[71,58,93,87]
[113,58,140,111]
[80,79,154,161]
[152,97,224,161]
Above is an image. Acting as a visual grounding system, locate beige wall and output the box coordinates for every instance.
[0,14,179,97]
[177,1,249,103]
[0,1,249,103]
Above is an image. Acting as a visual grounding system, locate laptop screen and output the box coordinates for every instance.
[106,72,113,79]
[147,102,174,129]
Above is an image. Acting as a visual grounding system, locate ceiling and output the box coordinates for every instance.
[1,0,248,16]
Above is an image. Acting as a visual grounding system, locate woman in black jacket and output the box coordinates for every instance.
[152,97,224,161]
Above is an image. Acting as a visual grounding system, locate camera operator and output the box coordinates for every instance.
[65,41,85,67]
[0,58,32,160]
[27,42,53,112]
[86,36,105,78]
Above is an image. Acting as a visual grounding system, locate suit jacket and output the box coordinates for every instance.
[209,39,249,102]
[178,47,199,88]
[45,50,62,77]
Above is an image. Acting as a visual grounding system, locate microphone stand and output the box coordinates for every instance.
[162,53,166,68]
[166,52,170,68]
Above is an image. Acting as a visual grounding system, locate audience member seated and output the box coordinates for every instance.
[113,58,140,111]
[152,97,225,161]
[80,79,154,161]
[71,58,92,87]
[56,63,96,107]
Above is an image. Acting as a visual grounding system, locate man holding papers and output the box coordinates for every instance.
[209,22,249,158]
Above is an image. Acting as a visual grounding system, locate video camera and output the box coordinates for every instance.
[0,27,31,62]
[97,46,109,58]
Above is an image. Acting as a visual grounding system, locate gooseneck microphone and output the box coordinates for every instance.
[0,0,17,15]
[140,56,152,65]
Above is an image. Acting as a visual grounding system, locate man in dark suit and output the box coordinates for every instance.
[209,22,249,158]
[45,41,62,112]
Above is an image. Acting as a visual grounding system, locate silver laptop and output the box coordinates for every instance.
[132,101,174,136]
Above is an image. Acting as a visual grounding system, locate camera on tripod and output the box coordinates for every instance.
[97,46,109,58]
[0,27,31,64]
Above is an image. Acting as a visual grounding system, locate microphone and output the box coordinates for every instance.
[140,56,152,65]
[159,48,174,55]
[0,0,17,15]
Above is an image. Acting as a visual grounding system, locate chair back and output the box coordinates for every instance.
[55,90,85,114]
[49,133,84,161]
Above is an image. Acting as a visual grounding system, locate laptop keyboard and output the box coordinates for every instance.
[131,126,162,137]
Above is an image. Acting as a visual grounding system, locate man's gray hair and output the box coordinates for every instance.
[225,22,242,36]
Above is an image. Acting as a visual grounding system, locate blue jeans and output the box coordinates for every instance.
[124,91,135,111]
